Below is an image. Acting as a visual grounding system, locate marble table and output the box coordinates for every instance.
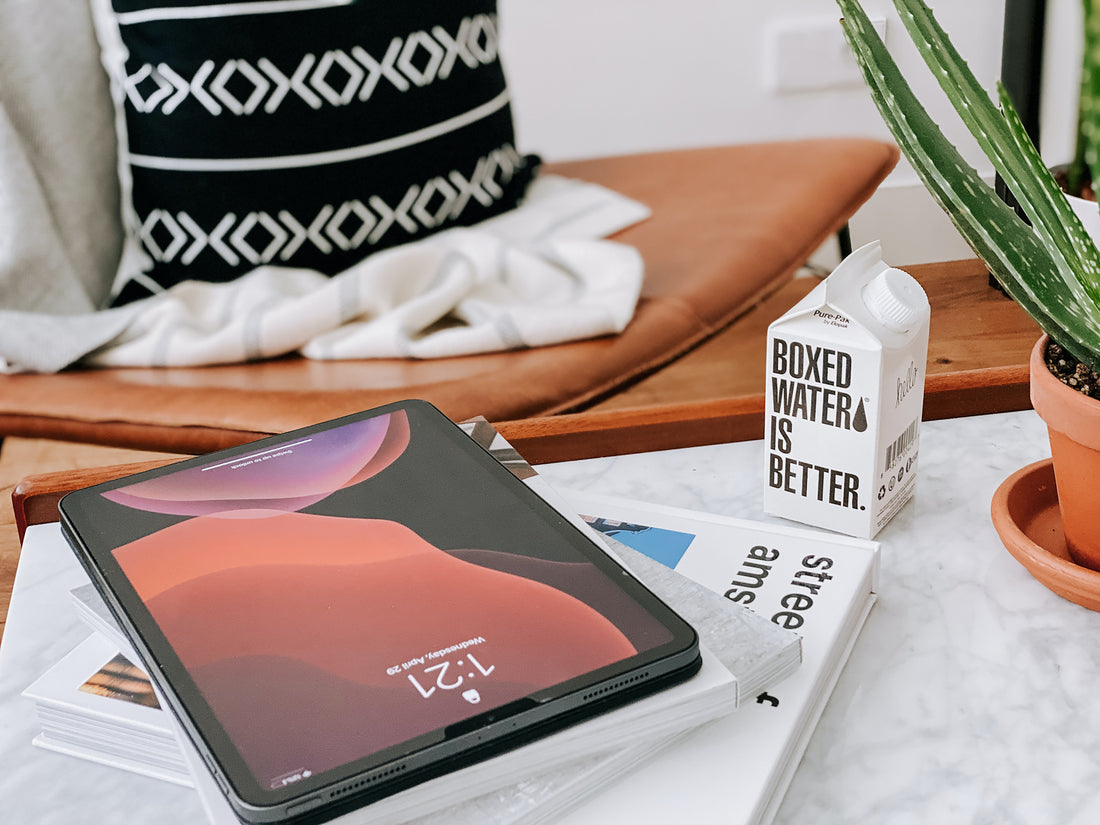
[5,408,1100,824]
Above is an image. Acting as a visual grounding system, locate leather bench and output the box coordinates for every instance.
[0,139,898,455]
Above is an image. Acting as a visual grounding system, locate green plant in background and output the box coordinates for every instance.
[835,0,1100,372]
[1068,0,1100,196]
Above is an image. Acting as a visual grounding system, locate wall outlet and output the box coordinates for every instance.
[765,15,887,93]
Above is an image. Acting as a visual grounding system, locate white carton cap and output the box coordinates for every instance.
[861,268,924,333]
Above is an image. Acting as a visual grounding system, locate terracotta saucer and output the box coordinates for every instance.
[991,458,1100,612]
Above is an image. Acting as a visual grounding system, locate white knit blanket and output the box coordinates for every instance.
[0,175,648,372]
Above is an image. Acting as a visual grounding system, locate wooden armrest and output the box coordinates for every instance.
[11,362,1030,540]
[13,459,175,539]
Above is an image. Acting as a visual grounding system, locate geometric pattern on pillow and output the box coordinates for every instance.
[89,0,538,306]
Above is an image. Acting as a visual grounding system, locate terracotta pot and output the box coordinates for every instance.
[1030,334,1100,570]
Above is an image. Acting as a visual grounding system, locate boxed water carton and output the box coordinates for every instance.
[764,242,930,538]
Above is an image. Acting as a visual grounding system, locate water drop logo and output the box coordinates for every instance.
[853,398,868,432]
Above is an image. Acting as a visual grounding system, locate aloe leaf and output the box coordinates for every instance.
[892,0,1100,304]
[836,0,1100,370]
[998,81,1100,307]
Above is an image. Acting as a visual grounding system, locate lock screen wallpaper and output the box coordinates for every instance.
[93,408,675,791]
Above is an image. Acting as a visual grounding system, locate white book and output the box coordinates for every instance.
[553,492,879,825]
[22,633,191,787]
[69,583,135,657]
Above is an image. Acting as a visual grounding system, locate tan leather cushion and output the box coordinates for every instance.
[0,139,898,453]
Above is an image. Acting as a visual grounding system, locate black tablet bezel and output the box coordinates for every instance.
[59,400,700,824]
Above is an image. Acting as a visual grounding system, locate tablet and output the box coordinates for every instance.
[59,400,700,824]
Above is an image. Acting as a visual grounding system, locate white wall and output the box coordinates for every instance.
[498,0,1082,267]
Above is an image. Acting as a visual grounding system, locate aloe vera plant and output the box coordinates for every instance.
[1069,0,1100,195]
[836,0,1100,372]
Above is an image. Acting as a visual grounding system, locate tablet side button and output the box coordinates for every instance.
[203,755,229,794]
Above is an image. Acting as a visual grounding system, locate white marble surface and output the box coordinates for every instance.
[5,409,1100,824]
[539,409,1100,825]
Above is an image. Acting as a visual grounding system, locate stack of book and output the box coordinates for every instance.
[0,422,879,825]
[21,632,192,788]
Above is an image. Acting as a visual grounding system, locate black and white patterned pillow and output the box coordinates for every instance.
[89,0,538,306]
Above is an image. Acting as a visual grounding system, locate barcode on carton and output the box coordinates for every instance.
[883,418,919,474]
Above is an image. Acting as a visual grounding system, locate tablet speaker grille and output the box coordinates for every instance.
[581,670,650,702]
[328,763,409,799]
[328,671,652,800]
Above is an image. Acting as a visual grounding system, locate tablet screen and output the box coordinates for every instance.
[60,402,695,816]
